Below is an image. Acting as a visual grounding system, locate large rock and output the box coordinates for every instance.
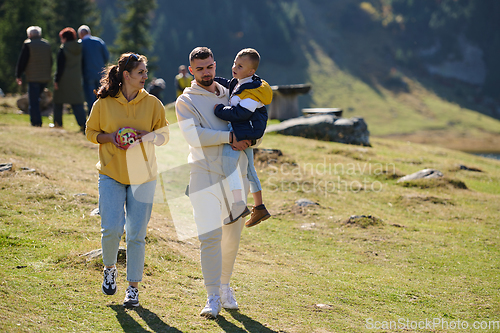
[397,169,443,183]
[17,89,53,115]
[266,115,370,146]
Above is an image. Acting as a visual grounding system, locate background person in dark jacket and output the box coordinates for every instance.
[15,26,52,127]
[78,25,110,115]
[53,27,86,131]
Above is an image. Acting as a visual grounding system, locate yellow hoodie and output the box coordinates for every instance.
[86,89,169,184]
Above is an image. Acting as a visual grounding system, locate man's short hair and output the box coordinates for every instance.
[78,25,90,36]
[189,47,214,63]
[237,48,260,70]
[26,26,42,38]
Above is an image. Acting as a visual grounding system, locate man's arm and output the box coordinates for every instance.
[175,97,231,148]
[15,44,30,81]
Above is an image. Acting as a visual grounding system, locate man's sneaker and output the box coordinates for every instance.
[102,266,117,295]
[220,284,239,310]
[123,286,140,307]
[224,201,251,225]
[200,294,222,319]
[245,204,271,228]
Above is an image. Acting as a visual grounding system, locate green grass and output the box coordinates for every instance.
[1,97,500,332]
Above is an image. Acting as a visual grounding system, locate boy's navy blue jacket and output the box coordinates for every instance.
[214,75,273,141]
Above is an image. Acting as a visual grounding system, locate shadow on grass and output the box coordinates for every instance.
[216,309,280,333]
[109,305,183,333]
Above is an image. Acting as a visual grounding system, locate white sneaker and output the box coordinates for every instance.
[123,286,139,307]
[200,294,222,319]
[220,284,239,309]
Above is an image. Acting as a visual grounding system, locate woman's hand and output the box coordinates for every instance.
[135,130,154,142]
[97,130,126,150]
[128,130,163,149]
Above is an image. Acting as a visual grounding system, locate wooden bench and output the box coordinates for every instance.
[268,84,311,120]
[302,108,343,117]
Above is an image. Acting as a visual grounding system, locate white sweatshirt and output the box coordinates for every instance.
[175,81,249,184]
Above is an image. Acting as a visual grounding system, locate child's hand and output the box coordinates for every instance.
[214,104,223,112]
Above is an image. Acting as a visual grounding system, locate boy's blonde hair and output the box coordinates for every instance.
[237,48,260,71]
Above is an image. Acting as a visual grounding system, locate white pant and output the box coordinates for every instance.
[189,172,247,295]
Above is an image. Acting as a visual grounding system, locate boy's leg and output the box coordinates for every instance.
[221,144,249,224]
[252,191,263,206]
[222,144,243,196]
[243,148,271,227]
[243,148,262,194]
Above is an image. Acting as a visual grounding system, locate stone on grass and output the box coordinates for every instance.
[295,199,319,207]
[458,164,482,172]
[81,246,126,262]
[266,115,370,146]
[397,169,443,183]
[90,208,100,216]
[343,215,384,228]
[0,163,13,172]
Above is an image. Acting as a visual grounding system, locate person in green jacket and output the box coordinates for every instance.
[15,26,52,127]
[53,27,86,132]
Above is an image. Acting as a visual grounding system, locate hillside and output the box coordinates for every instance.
[1,99,499,332]
[93,0,500,152]
[1,0,498,152]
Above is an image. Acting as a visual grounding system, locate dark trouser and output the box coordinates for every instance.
[53,103,87,129]
[83,79,100,116]
[28,82,46,127]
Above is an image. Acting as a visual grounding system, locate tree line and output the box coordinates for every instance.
[1,0,498,101]
[0,0,155,94]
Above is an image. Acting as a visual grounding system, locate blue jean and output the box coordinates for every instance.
[53,103,87,128]
[98,174,156,282]
[222,144,262,194]
[28,82,46,126]
[83,78,100,115]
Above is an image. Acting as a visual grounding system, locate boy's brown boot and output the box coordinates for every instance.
[245,205,271,228]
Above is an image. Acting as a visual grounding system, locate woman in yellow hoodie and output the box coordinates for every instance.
[86,53,169,308]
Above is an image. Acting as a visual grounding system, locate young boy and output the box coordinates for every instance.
[214,48,272,228]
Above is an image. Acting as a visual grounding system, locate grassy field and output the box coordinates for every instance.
[1,97,499,332]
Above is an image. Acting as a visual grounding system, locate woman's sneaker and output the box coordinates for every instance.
[220,284,239,310]
[102,267,117,295]
[123,286,139,307]
[200,294,222,319]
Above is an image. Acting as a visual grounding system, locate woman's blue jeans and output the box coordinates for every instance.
[98,174,156,282]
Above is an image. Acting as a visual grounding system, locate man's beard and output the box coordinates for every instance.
[198,76,213,87]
